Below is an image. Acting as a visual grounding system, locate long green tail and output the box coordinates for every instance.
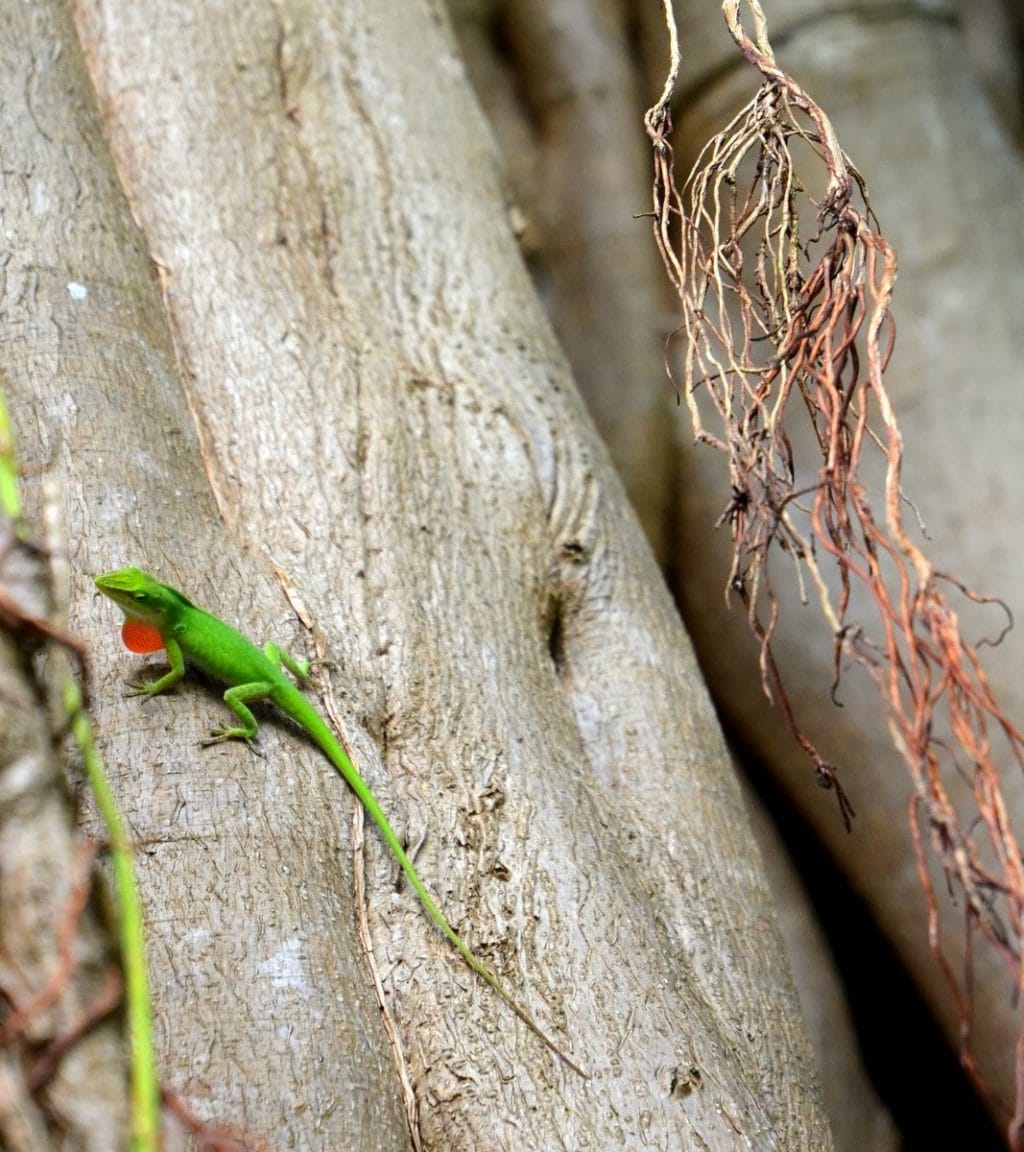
[284,689,586,1077]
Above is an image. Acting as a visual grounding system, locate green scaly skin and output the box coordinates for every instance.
[95,567,583,1077]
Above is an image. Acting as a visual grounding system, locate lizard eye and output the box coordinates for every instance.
[133,592,148,602]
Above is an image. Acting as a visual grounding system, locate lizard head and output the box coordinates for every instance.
[94,567,187,625]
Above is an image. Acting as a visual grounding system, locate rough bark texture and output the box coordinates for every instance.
[453,1,902,1146]
[453,0,1024,1144]
[2,1,833,1149]
[453,0,676,561]
[744,786,900,1152]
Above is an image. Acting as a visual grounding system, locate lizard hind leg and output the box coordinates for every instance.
[263,642,311,683]
[201,681,274,745]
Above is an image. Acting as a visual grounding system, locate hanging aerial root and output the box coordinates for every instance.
[646,0,1024,1138]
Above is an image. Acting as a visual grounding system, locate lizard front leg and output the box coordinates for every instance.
[126,636,186,699]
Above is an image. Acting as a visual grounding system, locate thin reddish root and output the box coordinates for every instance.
[647,0,1024,1128]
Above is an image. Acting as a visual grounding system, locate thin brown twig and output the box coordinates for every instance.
[23,970,123,1094]
[161,1087,272,1152]
[0,842,100,1046]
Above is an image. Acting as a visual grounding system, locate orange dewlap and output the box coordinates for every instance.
[121,619,165,654]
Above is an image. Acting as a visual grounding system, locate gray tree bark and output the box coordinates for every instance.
[454,1,902,1146]
[2,1,832,1149]
[453,0,1024,1144]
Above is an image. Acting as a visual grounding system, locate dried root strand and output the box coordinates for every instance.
[647,1,1024,1138]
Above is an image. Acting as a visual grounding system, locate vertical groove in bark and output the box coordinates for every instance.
[454,0,676,560]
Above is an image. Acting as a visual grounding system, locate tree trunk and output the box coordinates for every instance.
[453,1,903,1145]
[2,1,832,1148]
[454,0,1024,1144]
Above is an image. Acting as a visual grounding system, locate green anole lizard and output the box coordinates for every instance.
[94,567,584,1077]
